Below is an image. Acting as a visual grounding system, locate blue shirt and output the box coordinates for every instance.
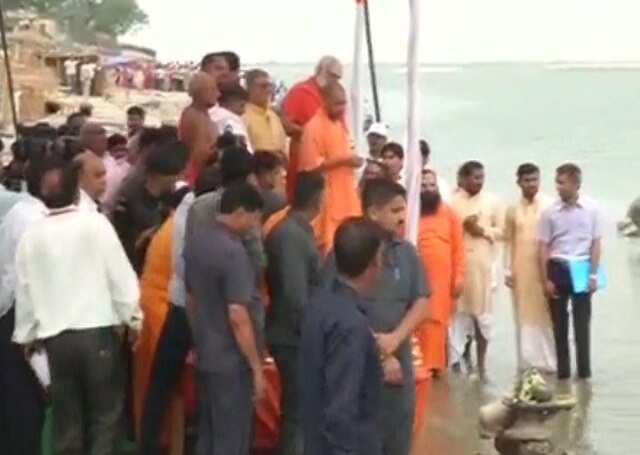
[538,196,602,258]
[300,279,383,455]
[168,192,194,307]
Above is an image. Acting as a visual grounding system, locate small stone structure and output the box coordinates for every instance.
[480,395,575,455]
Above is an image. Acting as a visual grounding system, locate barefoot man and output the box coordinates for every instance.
[416,169,464,377]
[448,161,504,377]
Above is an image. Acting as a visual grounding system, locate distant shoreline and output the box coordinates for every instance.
[245,60,640,69]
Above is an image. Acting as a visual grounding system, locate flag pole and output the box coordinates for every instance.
[362,0,381,122]
[0,0,19,136]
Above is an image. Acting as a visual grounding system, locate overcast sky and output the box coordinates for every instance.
[125,0,640,63]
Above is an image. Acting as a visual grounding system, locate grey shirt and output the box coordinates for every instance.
[265,211,321,347]
[322,238,430,386]
[186,189,266,268]
[184,220,263,373]
[538,196,602,258]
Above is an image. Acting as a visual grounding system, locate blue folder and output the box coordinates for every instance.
[564,256,606,294]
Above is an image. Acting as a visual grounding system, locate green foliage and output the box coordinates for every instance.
[3,0,148,43]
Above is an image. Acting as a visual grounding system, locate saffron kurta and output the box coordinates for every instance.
[298,110,361,255]
[134,215,184,454]
[504,194,556,372]
[415,203,464,371]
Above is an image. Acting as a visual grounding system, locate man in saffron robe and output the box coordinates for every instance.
[416,169,464,376]
[178,72,219,185]
[298,81,362,255]
[280,56,342,199]
[504,163,556,373]
[448,161,504,377]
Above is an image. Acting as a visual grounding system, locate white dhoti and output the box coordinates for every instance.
[516,324,556,373]
[447,261,497,366]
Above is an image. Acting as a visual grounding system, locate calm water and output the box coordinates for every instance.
[268,63,640,454]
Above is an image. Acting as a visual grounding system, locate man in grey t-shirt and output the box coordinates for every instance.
[184,182,264,455]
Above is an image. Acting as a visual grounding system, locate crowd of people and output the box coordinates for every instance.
[0,49,602,455]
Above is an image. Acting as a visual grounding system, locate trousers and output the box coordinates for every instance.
[270,345,303,455]
[196,367,253,455]
[381,382,414,455]
[45,327,125,455]
[0,307,44,455]
[547,260,592,379]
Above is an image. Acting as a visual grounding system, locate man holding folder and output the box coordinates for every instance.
[538,163,603,380]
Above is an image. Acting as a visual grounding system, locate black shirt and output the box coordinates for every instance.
[300,279,383,455]
[112,182,168,274]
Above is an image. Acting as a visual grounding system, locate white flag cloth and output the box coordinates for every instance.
[404,0,421,245]
[349,2,366,158]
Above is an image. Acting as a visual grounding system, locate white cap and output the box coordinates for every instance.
[366,122,389,138]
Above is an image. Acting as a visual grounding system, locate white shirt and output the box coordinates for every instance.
[80,63,96,82]
[0,196,47,318]
[78,189,99,212]
[64,59,77,76]
[210,105,253,152]
[13,209,141,344]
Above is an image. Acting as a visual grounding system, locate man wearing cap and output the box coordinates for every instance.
[366,122,388,159]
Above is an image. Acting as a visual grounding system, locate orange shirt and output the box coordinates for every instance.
[298,109,361,255]
[178,106,217,185]
[280,77,322,199]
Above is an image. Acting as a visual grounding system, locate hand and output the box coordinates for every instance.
[347,155,364,168]
[114,325,126,341]
[252,368,266,402]
[135,227,157,250]
[504,273,514,288]
[381,356,403,385]
[463,215,484,238]
[462,214,479,231]
[543,280,558,299]
[587,275,598,293]
[451,280,464,299]
[127,328,140,350]
[376,332,401,358]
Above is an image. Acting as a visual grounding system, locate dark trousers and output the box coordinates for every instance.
[45,327,125,455]
[270,345,302,455]
[547,260,592,379]
[0,308,44,455]
[140,305,193,454]
[381,382,415,455]
[196,367,253,455]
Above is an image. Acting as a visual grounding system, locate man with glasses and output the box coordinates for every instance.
[243,69,287,162]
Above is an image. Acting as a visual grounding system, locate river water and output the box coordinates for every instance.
[266,63,640,455]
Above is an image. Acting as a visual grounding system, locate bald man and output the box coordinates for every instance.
[298,81,362,255]
[74,151,107,212]
[281,56,342,199]
[178,71,219,185]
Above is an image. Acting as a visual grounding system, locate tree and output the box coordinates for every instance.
[3,0,149,43]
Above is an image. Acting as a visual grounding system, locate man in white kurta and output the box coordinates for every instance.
[447,161,503,376]
[504,163,556,373]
